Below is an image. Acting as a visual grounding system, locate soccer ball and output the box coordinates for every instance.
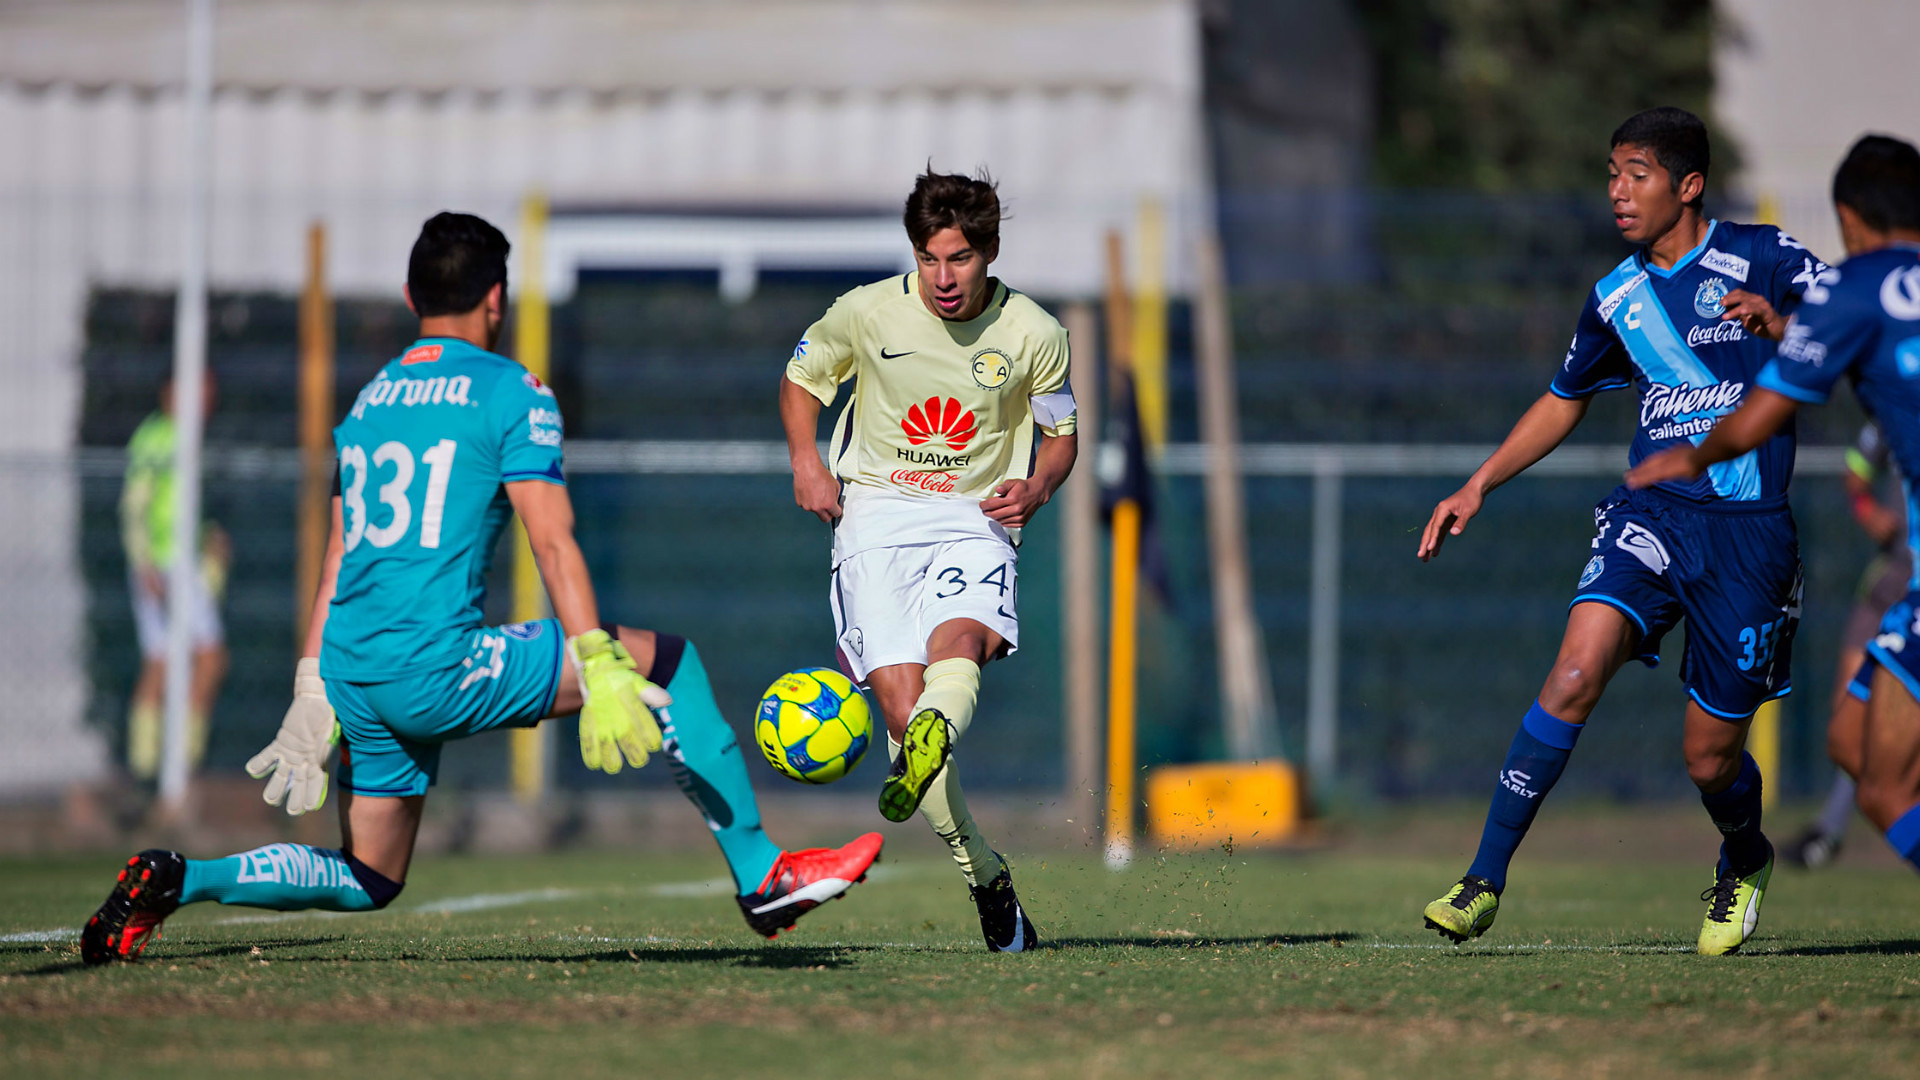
[754,667,872,784]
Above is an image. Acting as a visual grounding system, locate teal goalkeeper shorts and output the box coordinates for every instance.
[327,619,565,797]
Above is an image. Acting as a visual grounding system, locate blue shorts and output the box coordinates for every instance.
[326,619,565,797]
[1847,591,1920,703]
[1571,486,1800,720]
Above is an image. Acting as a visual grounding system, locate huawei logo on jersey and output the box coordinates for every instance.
[901,396,978,451]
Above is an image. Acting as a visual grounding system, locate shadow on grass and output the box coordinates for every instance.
[1043,933,1357,950]
[9,932,1372,975]
[4,940,311,978]
[1769,938,1920,957]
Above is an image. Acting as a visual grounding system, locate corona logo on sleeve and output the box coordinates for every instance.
[901,396,978,451]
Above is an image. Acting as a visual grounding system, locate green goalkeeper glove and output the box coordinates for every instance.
[569,629,667,775]
[245,657,340,815]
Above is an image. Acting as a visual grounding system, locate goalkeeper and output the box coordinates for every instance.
[82,213,880,964]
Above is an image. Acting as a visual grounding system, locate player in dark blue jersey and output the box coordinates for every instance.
[1417,107,1826,955]
[1630,134,1920,883]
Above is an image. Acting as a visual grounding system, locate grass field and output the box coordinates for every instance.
[3,844,1918,1078]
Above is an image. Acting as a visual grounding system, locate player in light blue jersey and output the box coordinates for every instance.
[82,213,881,964]
[1417,108,1826,955]
[1631,134,1920,883]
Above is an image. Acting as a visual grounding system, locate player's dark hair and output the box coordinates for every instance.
[1611,107,1711,208]
[904,168,1001,252]
[1832,135,1920,233]
[407,211,510,318]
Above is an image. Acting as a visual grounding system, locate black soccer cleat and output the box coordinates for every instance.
[82,849,187,965]
[970,856,1039,953]
[736,832,884,939]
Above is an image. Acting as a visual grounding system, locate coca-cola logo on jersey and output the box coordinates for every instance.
[901,396,979,451]
[890,469,958,493]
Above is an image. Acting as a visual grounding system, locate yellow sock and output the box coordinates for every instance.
[889,734,1003,886]
[913,657,981,743]
[188,710,210,768]
[129,701,161,779]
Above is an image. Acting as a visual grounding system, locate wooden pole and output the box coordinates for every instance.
[1060,301,1102,837]
[296,222,334,643]
[1193,230,1280,761]
[1130,198,1168,449]
[510,192,552,806]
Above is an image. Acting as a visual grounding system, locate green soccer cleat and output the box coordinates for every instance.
[878,708,952,823]
[1697,842,1773,956]
[1423,874,1500,943]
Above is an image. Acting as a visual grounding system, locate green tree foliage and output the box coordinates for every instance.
[1356,0,1730,190]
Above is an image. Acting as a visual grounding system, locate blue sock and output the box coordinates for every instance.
[180,844,396,911]
[1701,752,1768,877]
[1884,804,1920,873]
[654,637,782,894]
[1466,701,1583,893]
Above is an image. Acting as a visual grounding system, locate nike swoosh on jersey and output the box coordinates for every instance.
[879,348,915,359]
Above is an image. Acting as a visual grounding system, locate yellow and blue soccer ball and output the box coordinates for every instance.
[754,667,872,784]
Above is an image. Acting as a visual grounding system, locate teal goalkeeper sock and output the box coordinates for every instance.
[655,637,782,894]
[180,844,380,912]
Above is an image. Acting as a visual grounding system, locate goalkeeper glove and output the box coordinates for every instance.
[245,657,340,816]
[570,629,668,775]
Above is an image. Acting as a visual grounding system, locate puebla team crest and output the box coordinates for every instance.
[970,348,1012,390]
[1694,276,1731,319]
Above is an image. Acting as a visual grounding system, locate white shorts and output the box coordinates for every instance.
[131,568,224,659]
[831,537,1019,684]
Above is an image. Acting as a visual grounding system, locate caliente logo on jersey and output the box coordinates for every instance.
[901,396,979,451]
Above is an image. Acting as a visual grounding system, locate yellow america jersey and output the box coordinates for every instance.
[785,272,1076,504]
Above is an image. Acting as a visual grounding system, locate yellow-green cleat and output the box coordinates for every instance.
[1697,843,1773,956]
[879,708,952,823]
[1424,875,1500,942]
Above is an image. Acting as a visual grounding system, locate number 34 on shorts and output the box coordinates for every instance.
[830,537,1021,683]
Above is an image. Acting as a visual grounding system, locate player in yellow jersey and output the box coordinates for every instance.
[779,170,1078,952]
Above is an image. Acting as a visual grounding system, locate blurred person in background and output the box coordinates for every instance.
[119,375,230,780]
[1785,420,1908,868]
[1417,107,1827,956]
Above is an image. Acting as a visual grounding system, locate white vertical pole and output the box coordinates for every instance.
[1305,455,1343,791]
[160,0,215,811]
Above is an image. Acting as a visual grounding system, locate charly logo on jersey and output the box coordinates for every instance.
[527,407,562,447]
[970,348,1012,390]
[901,396,979,451]
[522,372,555,397]
[1614,521,1672,575]
[350,372,474,419]
[500,621,544,641]
[1641,380,1745,440]
[1693,276,1732,318]
[1880,266,1920,320]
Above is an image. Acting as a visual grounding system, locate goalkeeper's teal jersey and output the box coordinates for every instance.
[321,338,565,682]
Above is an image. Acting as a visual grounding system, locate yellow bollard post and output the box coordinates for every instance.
[1105,498,1141,869]
[509,192,552,806]
[1750,699,1780,811]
